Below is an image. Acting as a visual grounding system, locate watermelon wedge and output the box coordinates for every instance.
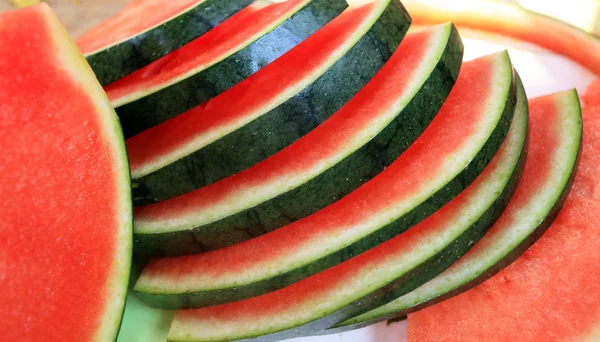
[134,51,516,309]
[77,0,254,85]
[0,4,131,341]
[402,0,600,75]
[163,67,528,342]
[331,86,582,333]
[133,23,464,256]
[106,0,347,130]
[407,89,591,342]
[127,0,410,201]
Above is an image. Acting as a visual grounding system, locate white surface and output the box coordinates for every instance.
[291,36,596,342]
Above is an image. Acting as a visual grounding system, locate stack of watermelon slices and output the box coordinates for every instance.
[3,0,600,341]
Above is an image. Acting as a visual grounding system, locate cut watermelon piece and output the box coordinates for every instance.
[106,0,347,133]
[127,0,410,200]
[0,4,131,341]
[133,23,464,256]
[134,51,516,309]
[334,87,582,333]
[407,89,594,342]
[164,66,528,342]
[402,0,600,75]
[77,0,254,85]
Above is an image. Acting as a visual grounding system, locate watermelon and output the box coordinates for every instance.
[332,87,582,333]
[163,68,528,342]
[0,4,131,341]
[106,0,347,135]
[77,0,254,85]
[134,51,516,309]
[407,88,594,342]
[127,0,410,202]
[402,0,600,75]
[133,23,464,256]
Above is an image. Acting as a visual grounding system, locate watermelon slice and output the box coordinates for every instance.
[402,0,600,75]
[0,4,131,341]
[163,67,528,342]
[332,87,582,333]
[106,0,347,132]
[571,78,600,204]
[133,23,464,256]
[407,89,593,342]
[77,0,254,85]
[127,0,410,202]
[134,51,516,309]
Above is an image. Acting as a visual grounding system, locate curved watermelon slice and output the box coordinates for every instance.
[133,23,463,256]
[402,0,600,75]
[164,68,528,342]
[77,0,254,85]
[407,89,593,342]
[106,0,346,128]
[134,51,516,309]
[333,87,582,333]
[0,4,131,341]
[127,0,409,201]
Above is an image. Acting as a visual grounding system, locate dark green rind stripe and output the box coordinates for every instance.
[88,0,253,86]
[118,0,348,140]
[131,0,410,203]
[135,61,517,309]
[318,78,536,336]
[134,23,462,258]
[166,81,527,341]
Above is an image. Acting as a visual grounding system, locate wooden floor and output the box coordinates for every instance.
[0,0,128,38]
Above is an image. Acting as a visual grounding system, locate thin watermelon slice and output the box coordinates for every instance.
[106,0,347,130]
[0,4,131,341]
[77,0,254,85]
[134,51,516,309]
[402,0,600,75]
[133,23,464,256]
[163,67,528,342]
[332,87,582,333]
[407,89,592,342]
[571,78,600,204]
[127,0,410,201]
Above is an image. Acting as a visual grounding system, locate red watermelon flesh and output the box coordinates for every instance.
[0,4,131,341]
[407,86,600,341]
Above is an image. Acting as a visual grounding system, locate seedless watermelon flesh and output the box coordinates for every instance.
[338,88,582,331]
[0,4,131,341]
[407,89,596,342]
[402,0,600,75]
